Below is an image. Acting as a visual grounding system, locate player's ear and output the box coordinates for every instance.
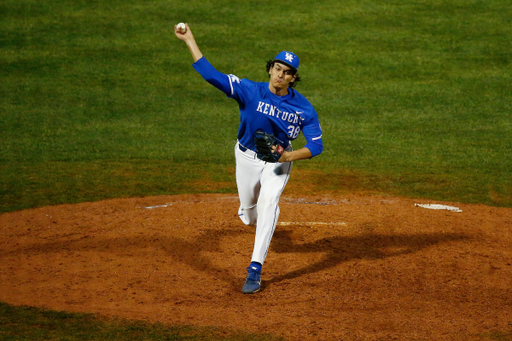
[268,62,274,75]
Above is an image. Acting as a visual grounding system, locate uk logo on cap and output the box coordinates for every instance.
[274,51,299,71]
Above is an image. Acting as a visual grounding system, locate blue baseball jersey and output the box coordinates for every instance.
[193,57,323,157]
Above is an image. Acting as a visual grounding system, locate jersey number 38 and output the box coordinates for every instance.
[288,125,300,139]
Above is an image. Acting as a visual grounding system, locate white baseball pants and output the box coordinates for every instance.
[235,142,292,265]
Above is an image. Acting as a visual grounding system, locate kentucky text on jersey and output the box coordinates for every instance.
[255,101,302,124]
[193,56,323,157]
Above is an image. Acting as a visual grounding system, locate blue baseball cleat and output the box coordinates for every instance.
[242,266,261,294]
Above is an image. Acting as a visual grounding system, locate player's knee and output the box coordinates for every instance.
[240,213,257,225]
[257,193,280,209]
[239,206,257,225]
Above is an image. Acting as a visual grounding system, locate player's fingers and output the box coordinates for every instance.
[174,26,186,39]
[175,23,191,38]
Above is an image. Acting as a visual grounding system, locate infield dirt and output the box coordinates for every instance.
[1,192,511,340]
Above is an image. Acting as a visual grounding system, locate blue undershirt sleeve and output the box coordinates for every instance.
[302,115,323,157]
[305,138,323,157]
[192,57,232,96]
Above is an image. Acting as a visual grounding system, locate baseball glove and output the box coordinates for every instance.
[254,130,285,163]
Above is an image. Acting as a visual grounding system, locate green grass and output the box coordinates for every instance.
[0,302,282,341]
[1,0,511,212]
[1,0,511,338]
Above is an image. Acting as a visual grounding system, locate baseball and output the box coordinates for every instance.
[176,23,187,34]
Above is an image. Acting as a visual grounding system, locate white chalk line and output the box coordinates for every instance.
[277,222,347,226]
[142,199,463,215]
[141,196,240,209]
[144,204,172,209]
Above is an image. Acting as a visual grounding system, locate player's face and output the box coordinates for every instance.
[269,62,297,93]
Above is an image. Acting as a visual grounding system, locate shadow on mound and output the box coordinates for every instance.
[267,230,467,285]
[3,226,467,292]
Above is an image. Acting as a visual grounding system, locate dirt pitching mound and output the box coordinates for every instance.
[1,193,512,340]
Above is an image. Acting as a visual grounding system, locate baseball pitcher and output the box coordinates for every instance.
[175,23,323,294]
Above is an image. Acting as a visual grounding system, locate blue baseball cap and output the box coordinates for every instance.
[273,51,299,72]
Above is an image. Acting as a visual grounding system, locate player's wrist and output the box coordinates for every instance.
[279,151,291,162]
[280,148,312,162]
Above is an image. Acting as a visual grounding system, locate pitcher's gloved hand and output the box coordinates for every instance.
[254,130,284,163]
